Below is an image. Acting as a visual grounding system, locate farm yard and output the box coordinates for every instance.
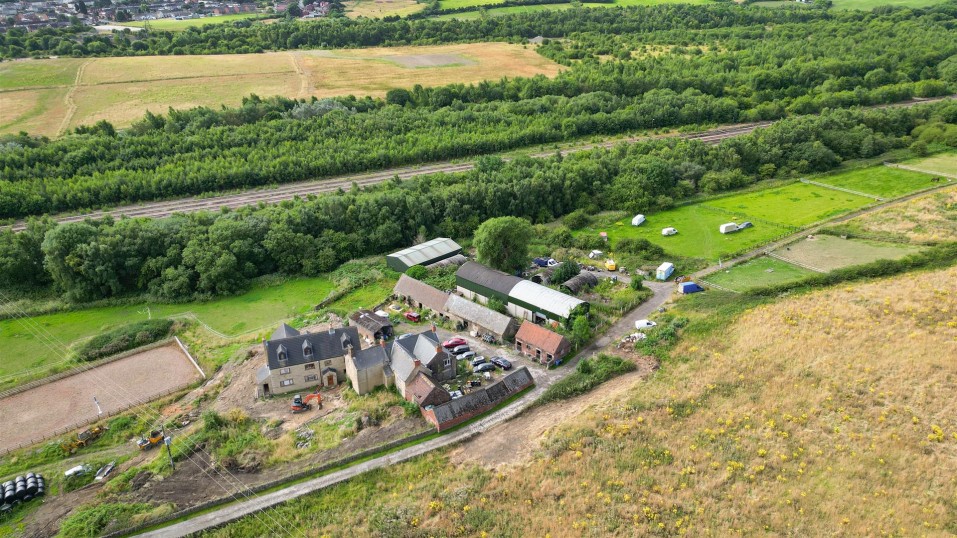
[0,43,562,136]
[771,235,923,272]
[0,342,202,454]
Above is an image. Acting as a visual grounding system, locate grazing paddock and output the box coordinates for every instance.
[837,186,957,244]
[772,235,923,272]
[702,256,818,291]
[705,182,873,227]
[815,167,939,198]
[114,12,266,30]
[579,205,791,260]
[0,343,202,454]
[344,0,426,18]
[901,151,957,176]
[1,43,562,136]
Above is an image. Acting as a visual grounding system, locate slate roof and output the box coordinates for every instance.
[387,238,462,269]
[264,326,358,370]
[509,280,585,319]
[455,262,522,296]
[256,364,271,384]
[444,295,516,336]
[389,330,445,382]
[352,345,388,371]
[271,323,300,340]
[515,321,569,355]
[406,372,451,406]
[429,390,492,424]
[393,275,450,313]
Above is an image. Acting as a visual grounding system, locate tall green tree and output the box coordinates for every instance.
[473,217,533,272]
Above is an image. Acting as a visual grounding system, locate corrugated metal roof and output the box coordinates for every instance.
[444,295,516,336]
[509,280,585,319]
[387,238,462,268]
[456,262,522,296]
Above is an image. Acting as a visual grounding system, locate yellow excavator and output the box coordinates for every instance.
[137,430,164,450]
[61,426,107,454]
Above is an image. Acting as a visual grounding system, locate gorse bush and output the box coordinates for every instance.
[71,319,175,362]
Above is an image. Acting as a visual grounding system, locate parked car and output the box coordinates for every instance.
[443,337,467,349]
[458,351,476,361]
[533,257,550,268]
[470,355,487,367]
[404,311,420,322]
[451,345,471,355]
[490,356,512,370]
[739,221,754,229]
[64,464,91,478]
[389,304,402,312]
[546,258,559,267]
[474,362,496,373]
[635,319,657,330]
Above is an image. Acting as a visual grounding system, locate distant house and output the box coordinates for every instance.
[514,321,571,366]
[349,309,393,343]
[393,274,451,316]
[386,238,463,272]
[444,294,518,342]
[257,324,360,396]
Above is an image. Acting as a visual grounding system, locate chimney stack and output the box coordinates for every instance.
[430,322,436,333]
[413,359,422,369]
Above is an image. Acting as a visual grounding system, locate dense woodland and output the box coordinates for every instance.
[1,102,955,303]
[2,5,957,218]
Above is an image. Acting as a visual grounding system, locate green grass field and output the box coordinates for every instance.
[902,151,957,176]
[0,276,334,384]
[115,13,266,31]
[701,256,817,292]
[580,205,792,260]
[706,182,873,227]
[771,235,923,272]
[815,166,938,198]
[830,0,950,8]
[435,0,708,18]
[0,59,84,90]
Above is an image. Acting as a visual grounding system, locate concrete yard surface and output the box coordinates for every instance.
[0,343,203,453]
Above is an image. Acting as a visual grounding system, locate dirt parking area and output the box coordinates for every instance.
[0,343,202,453]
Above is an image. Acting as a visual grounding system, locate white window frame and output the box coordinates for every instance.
[280,367,291,375]
[280,379,294,387]
[305,374,318,382]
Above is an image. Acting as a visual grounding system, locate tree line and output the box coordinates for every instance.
[2,6,956,219]
[1,102,954,303]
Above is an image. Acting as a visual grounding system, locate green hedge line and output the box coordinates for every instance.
[744,242,957,297]
[72,319,175,362]
[537,353,635,405]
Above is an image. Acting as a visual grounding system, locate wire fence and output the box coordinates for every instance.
[0,382,194,457]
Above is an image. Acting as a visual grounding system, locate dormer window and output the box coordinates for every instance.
[277,344,288,367]
[302,339,313,359]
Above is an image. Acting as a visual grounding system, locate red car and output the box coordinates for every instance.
[442,337,467,349]
[404,311,421,322]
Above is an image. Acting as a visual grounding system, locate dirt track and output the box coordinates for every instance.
[0,343,202,453]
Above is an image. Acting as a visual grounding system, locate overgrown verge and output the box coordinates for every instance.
[71,319,175,362]
[59,502,175,538]
[537,353,635,406]
[744,241,957,297]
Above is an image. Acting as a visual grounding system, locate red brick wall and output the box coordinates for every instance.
[421,376,534,432]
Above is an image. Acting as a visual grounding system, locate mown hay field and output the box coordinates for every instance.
[815,166,940,198]
[0,43,563,136]
[702,255,818,291]
[113,12,265,30]
[344,0,427,18]
[772,234,923,272]
[202,266,957,538]
[903,151,957,176]
[840,185,957,244]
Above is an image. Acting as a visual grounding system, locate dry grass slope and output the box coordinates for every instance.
[207,266,957,537]
[843,186,957,243]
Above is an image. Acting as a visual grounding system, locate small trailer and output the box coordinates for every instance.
[678,282,704,294]
[656,262,675,281]
[719,223,739,234]
[631,214,646,226]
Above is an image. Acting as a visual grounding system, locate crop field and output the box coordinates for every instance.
[204,266,957,537]
[705,182,873,227]
[114,12,265,30]
[0,276,334,385]
[772,234,923,272]
[0,43,562,136]
[838,185,957,244]
[344,0,426,17]
[0,343,202,454]
[701,255,818,291]
[901,151,957,176]
[815,166,939,198]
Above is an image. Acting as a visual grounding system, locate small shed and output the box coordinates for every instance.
[719,223,739,234]
[656,262,675,281]
[679,282,704,294]
[631,214,646,226]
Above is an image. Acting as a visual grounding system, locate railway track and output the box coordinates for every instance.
[9,94,952,232]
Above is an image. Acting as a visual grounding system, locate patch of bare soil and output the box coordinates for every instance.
[450,351,658,469]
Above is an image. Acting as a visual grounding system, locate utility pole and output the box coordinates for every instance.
[162,426,174,471]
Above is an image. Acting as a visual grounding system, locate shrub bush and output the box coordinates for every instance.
[538,354,635,405]
[71,319,175,362]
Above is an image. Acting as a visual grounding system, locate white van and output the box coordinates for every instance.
[662,227,678,236]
